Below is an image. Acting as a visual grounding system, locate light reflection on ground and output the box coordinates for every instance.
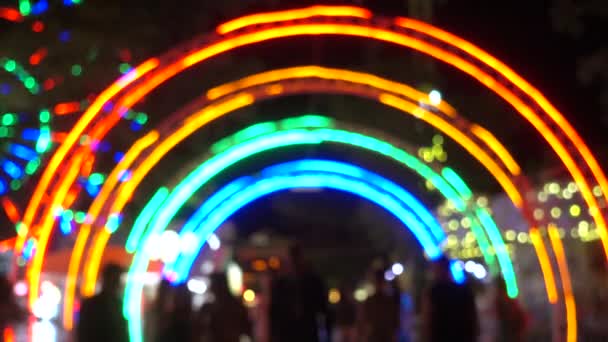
[8,320,68,342]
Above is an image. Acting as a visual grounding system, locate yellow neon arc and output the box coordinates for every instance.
[206,65,459,119]
[548,225,577,342]
[61,131,159,330]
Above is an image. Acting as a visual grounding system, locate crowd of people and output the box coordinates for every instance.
[0,242,537,342]
[72,244,529,342]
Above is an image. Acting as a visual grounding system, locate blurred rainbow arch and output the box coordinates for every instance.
[63,65,562,333]
[10,6,605,342]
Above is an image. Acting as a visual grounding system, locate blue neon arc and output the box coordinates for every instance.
[261,159,445,242]
[166,160,448,282]
[168,172,441,282]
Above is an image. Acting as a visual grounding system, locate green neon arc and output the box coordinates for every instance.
[126,116,517,297]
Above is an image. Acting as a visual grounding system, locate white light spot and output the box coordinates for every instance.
[187,278,208,295]
[180,232,199,254]
[354,288,368,302]
[14,281,28,297]
[391,263,404,276]
[208,233,221,251]
[159,230,181,264]
[227,262,243,296]
[473,264,487,279]
[429,90,442,106]
[464,260,476,273]
[32,281,61,321]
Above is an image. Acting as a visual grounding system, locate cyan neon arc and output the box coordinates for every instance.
[124,116,516,298]
[166,159,460,281]
[72,64,542,306]
[125,159,464,342]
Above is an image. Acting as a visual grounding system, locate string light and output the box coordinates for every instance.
[570,205,581,217]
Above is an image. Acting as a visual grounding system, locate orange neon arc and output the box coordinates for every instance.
[548,225,577,342]
[28,151,85,307]
[205,65,458,118]
[529,229,558,303]
[20,58,159,235]
[63,131,159,324]
[216,5,372,34]
[18,58,159,289]
[470,125,521,176]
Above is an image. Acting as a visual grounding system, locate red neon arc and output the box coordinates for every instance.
[19,9,601,334]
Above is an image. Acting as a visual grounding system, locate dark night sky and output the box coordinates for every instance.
[434,0,605,149]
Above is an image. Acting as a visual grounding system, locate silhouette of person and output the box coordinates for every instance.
[270,243,329,342]
[362,269,400,342]
[146,278,174,342]
[195,272,251,342]
[422,256,479,342]
[334,284,358,342]
[494,277,527,342]
[0,274,21,340]
[164,282,194,342]
[76,263,128,342]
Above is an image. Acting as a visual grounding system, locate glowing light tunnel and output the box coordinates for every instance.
[18,7,588,339]
[125,159,464,342]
